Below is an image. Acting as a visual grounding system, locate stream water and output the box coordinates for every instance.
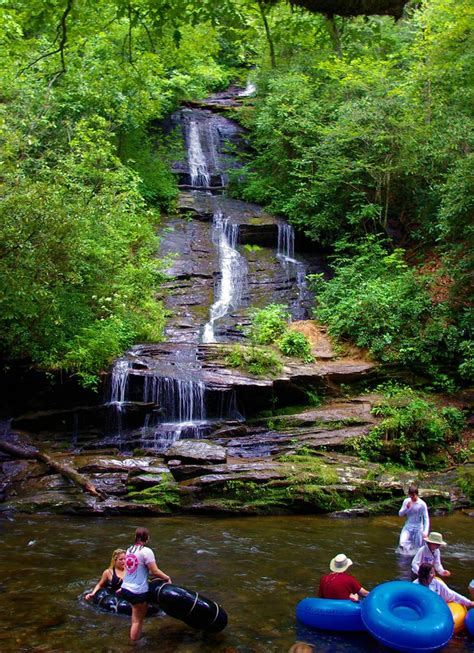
[0,512,472,653]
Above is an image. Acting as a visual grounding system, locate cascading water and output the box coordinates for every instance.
[108,358,132,408]
[143,375,206,423]
[202,212,247,343]
[187,120,211,188]
[104,91,317,453]
[277,223,309,320]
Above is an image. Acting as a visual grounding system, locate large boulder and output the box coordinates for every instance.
[165,440,227,465]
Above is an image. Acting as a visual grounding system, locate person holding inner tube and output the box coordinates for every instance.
[411,531,451,577]
[85,548,126,601]
[414,563,474,607]
[397,484,429,555]
[119,527,172,642]
[318,553,369,602]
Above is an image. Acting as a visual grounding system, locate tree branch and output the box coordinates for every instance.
[0,439,107,500]
[18,0,75,78]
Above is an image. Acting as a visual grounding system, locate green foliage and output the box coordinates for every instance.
[119,128,178,208]
[310,237,471,380]
[457,467,474,501]
[0,0,234,384]
[278,330,313,362]
[243,243,263,253]
[247,303,289,345]
[349,387,466,468]
[225,344,282,376]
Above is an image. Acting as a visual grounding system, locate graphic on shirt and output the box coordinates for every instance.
[126,553,139,574]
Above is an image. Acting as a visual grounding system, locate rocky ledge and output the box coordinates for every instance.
[1,393,472,517]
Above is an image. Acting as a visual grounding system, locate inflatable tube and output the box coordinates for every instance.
[148,580,228,633]
[90,588,159,617]
[448,602,467,634]
[361,581,453,653]
[296,598,365,632]
[465,608,474,636]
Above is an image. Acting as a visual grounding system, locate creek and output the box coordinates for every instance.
[0,512,472,652]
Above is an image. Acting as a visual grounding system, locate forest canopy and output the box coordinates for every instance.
[0,0,472,386]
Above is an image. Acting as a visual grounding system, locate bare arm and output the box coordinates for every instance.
[85,568,111,600]
[147,560,171,583]
[349,587,370,602]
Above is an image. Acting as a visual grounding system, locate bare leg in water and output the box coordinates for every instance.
[130,602,148,641]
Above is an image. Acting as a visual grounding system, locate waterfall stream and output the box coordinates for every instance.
[105,88,318,452]
[202,212,247,343]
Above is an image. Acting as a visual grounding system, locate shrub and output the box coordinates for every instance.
[278,330,313,362]
[247,304,290,345]
[350,387,466,468]
[310,236,470,381]
[225,344,283,376]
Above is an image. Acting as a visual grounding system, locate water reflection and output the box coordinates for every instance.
[0,512,472,652]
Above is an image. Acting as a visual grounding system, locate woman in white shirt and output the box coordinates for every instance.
[397,485,429,555]
[411,531,451,577]
[120,527,171,641]
[414,563,474,608]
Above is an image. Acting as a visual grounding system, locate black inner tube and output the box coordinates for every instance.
[90,588,159,617]
[148,580,228,633]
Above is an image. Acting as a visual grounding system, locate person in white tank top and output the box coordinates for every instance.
[119,526,171,641]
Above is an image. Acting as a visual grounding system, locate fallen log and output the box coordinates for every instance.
[0,439,107,500]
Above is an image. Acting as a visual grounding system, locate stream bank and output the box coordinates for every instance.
[1,85,472,518]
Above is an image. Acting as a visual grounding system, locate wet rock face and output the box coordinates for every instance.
[164,440,227,465]
[170,108,245,190]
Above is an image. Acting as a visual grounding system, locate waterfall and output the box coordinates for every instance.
[277,223,309,320]
[239,81,256,97]
[277,223,295,262]
[188,120,211,188]
[202,212,247,343]
[108,358,132,409]
[143,375,206,422]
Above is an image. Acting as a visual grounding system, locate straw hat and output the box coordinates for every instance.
[424,532,447,546]
[329,553,353,573]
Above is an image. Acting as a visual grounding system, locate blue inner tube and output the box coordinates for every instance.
[147,580,228,633]
[296,597,365,632]
[361,581,454,653]
[90,588,159,617]
[466,608,474,636]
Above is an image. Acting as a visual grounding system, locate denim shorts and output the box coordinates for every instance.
[118,588,148,605]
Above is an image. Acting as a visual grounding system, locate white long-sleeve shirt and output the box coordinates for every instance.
[413,577,472,607]
[399,497,429,534]
[411,543,446,575]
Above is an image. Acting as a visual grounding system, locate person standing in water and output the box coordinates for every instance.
[397,484,429,555]
[119,527,171,642]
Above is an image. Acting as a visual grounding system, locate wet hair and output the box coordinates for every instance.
[408,484,419,496]
[108,548,126,569]
[418,563,434,586]
[134,527,149,544]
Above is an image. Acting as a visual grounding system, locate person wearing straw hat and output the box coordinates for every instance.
[318,553,369,602]
[411,531,451,577]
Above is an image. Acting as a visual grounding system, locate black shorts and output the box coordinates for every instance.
[118,588,148,605]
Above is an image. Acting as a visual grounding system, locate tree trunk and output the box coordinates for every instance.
[0,439,107,500]
[257,0,277,68]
